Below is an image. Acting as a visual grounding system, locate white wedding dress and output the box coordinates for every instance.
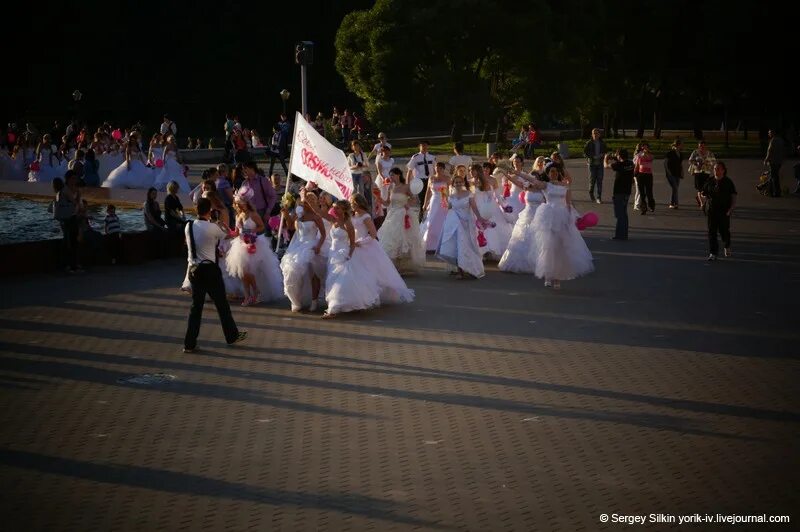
[352,213,414,304]
[436,194,485,278]
[419,181,449,251]
[154,150,190,193]
[532,183,594,280]
[226,217,284,301]
[474,187,513,259]
[102,152,155,189]
[325,225,380,315]
[377,191,425,272]
[498,189,545,273]
[280,217,328,310]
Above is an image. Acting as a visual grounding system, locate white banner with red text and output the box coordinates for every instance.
[288,112,354,200]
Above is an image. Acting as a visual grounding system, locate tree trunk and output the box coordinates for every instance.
[653,88,663,139]
[636,86,646,139]
[451,118,462,142]
[723,104,729,150]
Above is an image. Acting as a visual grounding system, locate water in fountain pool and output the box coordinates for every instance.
[0,196,148,244]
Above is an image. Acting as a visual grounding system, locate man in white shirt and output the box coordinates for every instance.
[406,140,436,216]
[183,198,246,353]
[447,141,472,172]
[160,114,177,137]
[367,132,392,163]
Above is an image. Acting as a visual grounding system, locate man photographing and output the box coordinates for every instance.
[183,198,247,353]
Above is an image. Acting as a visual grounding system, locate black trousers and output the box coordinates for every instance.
[61,216,80,270]
[635,173,655,212]
[769,162,782,197]
[106,233,122,262]
[417,180,428,221]
[184,262,239,350]
[693,172,709,192]
[707,209,731,256]
[269,153,288,176]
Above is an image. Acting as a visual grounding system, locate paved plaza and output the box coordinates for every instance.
[1,159,798,530]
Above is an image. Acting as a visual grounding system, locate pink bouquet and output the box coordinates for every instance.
[242,232,257,254]
[267,215,281,232]
[575,212,599,231]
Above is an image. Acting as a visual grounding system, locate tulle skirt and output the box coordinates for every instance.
[531,203,594,281]
[475,192,513,259]
[98,153,125,184]
[377,206,425,272]
[226,234,284,301]
[436,210,485,278]
[280,237,328,309]
[420,191,448,251]
[325,246,381,314]
[498,202,542,273]
[354,237,414,304]
[102,160,155,189]
[154,158,191,193]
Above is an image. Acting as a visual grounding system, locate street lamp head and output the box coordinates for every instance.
[72,90,82,102]
[280,89,290,101]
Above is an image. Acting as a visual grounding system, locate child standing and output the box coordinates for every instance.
[104,204,122,264]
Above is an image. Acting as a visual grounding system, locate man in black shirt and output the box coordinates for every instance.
[701,161,737,260]
[606,149,635,240]
[664,138,683,208]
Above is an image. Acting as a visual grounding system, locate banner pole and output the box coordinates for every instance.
[274,111,301,252]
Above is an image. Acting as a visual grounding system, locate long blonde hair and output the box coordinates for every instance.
[334,199,352,222]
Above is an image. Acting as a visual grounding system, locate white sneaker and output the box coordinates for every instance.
[724,248,731,257]
[544,280,552,287]
[291,306,301,313]
[707,254,717,261]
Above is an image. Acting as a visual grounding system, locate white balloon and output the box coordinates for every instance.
[410,177,424,195]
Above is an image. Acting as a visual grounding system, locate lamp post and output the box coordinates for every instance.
[280,89,290,115]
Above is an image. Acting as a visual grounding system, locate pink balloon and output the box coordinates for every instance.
[155,158,164,168]
[267,215,281,231]
[583,212,599,227]
[575,219,587,231]
[111,129,122,140]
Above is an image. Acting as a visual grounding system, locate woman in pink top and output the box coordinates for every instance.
[633,142,655,214]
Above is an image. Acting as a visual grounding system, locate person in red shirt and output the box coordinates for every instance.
[526,123,541,158]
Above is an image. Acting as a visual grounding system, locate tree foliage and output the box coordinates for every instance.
[336,0,795,135]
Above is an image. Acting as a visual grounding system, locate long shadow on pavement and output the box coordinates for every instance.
[0,449,444,529]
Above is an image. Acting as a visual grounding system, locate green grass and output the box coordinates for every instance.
[388,134,767,159]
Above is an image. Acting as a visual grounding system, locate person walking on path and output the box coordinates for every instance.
[183,197,247,353]
[664,138,683,209]
[764,129,785,197]
[606,149,635,241]
[406,140,436,220]
[583,128,607,204]
[688,140,716,210]
[701,161,737,261]
[633,142,655,214]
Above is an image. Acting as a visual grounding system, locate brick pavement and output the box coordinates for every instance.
[0,159,798,531]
